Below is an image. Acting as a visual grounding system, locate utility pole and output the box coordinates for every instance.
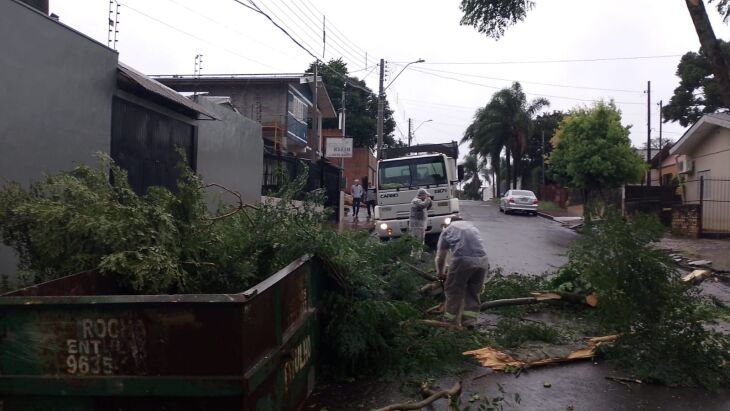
[658,99,663,185]
[376,59,385,158]
[646,80,651,187]
[541,130,546,188]
[408,118,412,147]
[340,83,346,169]
[311,64,319,161]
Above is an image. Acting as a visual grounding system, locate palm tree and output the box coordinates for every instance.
[463,82,549,190]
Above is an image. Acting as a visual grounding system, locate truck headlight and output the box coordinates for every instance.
[444,217,452,225]
[379,223,388,230]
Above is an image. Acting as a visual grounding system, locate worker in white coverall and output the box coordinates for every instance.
[409,188,432,244]
[435,220,489,329]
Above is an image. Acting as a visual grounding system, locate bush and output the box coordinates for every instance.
[569,208,730,388]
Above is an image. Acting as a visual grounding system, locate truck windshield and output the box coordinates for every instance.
[379,157,447,189]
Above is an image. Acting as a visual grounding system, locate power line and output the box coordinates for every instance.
[236,0,372,94]
[405,65,645,105]
[393,54,685,65]
[412,65,643,93]
[163,0,291,59]
[119,2,277,70]
[299,0,369,59]
[283,0,365,68]
[255,0,322,60]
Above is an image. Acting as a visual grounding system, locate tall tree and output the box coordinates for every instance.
[460,153,483,200]
[663,43,730,126]
[306,59,396,149]
[462,82,548,191]
[549,102,646,215]
[459,1,730,110]
[521,111,564,190]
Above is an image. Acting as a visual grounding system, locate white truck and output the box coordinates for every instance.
[373,142,464,241]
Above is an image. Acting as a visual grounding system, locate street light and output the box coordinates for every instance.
[409,119,432,147]
[384,58,425,91]
[377,58,425,158]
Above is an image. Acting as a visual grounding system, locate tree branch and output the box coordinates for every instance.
[374,381,462,411]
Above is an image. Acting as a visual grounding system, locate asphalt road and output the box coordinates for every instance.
[459,200,578,275]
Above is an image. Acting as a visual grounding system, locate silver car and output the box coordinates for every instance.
[499,189,539,215]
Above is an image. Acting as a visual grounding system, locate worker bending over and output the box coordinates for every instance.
[435,220,489,329]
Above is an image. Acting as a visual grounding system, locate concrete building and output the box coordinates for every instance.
[154,75,337,158]
[193,96,264,210]
[0,0,119,280]
[0,0,263,280]
[670,113,730,234]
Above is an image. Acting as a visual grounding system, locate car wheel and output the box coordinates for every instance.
[505,209,511,215]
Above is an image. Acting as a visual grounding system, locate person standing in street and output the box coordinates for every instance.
[365,183,377,219]
[350,179,364,220]
[435,220,489,329]
[409,188,432,245]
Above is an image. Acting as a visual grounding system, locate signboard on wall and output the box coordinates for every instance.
[326,138,353,158]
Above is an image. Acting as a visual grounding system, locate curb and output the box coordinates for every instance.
[537,211,556,220]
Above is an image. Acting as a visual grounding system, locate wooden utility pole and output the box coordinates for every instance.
[311,64,319,161]
[646,80,651,186]
[658,99,663,185]
[408,118,413,147]
[376,59,385,158]
[340,83,346,169]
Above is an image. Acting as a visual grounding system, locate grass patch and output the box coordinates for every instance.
[538,201,560,211]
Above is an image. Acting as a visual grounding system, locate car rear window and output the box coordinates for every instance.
[512,190,535,196]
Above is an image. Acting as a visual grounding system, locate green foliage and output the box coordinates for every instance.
[481,270,548,301]
[547,266,591,294]
[663,42,730,127]
[567,208,730,388]
[549,101,646,210]
[306,59,397,149]
[494,318,561,348]
[459,0,534,39]
[0,155,490,378]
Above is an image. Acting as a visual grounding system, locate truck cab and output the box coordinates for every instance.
[374,142,463,240]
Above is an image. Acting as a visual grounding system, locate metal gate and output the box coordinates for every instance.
[683,177,730,236]
[111,97,197,194]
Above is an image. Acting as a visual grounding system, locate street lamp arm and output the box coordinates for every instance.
[414,119,433,133]
[384,58,425,91]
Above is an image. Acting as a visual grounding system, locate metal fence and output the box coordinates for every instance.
[262,151,342,219]
[623,185,679,226]
[683,177,730,236]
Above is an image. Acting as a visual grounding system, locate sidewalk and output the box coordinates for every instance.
[537,207,584,226]
[657,235,730,272]
[335,206,375,232]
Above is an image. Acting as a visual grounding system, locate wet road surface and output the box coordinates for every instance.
[305,200,730,410]
[459,200,579,275]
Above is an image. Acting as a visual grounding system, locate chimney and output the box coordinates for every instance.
[20,0,49,15]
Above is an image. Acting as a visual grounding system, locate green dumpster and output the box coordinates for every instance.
[0,255,320,410]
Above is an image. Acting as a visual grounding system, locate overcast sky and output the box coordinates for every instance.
[52,0,730,154]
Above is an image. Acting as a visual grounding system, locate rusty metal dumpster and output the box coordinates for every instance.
[0,255,320,410]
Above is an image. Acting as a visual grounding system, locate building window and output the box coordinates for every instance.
[288,93,308,123]
[287,92,309,142]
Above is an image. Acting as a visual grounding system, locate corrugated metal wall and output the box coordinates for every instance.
[111,97,196,194]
